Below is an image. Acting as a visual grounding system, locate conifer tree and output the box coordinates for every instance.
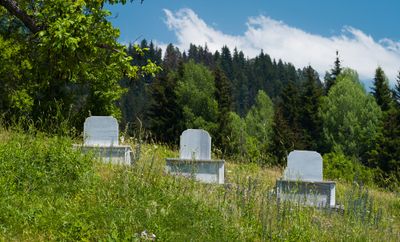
[325,51,342,93]
[147,64,184,144]
[219,46,234,81]
[300,66,324,150]
[368,104,400,187]
[214,68,233,153]
[394,71,400,105]
[232,48,249,116]
[372,67,392,112]
[163,44,181,71]
[270,106,296,165]
[120,40,163,130]
[280,80,305,149]
[368,69,400,186]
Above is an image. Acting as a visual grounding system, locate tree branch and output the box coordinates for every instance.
[0,0,41,33]
[97,43,121,53]
[0,0,122,53]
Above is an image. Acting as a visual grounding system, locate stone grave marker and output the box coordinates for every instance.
[75,116,132,165]
[283,150,323,182]
[84,116,119,146]
[276,150,336,208]
[166,129,224,184]
[179,129,211,160]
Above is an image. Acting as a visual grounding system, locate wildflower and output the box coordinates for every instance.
[140,230,157,241]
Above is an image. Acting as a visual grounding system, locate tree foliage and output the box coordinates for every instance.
[319,69,382,159]
[244,90,274,162]
[367,68,400,186]
[0,0,159,128]
[299,66,323,150]
[214,67,233,152]
[368,106,400,187]
[146,61,183,143]
[372,67,392,112]
[324,51,342,93]
[175,60,218,134]
[393,71,400,106]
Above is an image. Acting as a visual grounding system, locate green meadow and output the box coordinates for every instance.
[0,128,398,241]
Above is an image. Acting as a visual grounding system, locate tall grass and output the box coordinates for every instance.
[0,128,399,241]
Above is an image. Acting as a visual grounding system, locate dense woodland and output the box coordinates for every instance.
[0,1,399,190]
[118,40,400,189]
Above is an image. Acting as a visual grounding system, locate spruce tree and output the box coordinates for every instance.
[270,106,296,165]
[368,106,400,187]
[325,51,342,93]
[147,63,184,144]
[270,78,306,161]
[219,46,234,81]
[300,66,324,150]
[372,67,392,112]
[214,68,233,154]
[280,80,304,148]
[394,71,400,105]
[120,40,162,132]
[368,69,400,187]
[163,44,181,71]
[188,44,199,63]
[232,48,249,116]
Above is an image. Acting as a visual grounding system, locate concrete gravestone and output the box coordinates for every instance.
[283,150,323,182]
[84,116,119,146]
[276,150,336,208]
[166,129,224,184]
[179,129,211,160]
[75,116,132,165]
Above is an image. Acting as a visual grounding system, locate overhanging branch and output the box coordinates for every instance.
[0,0,122,53]
[0,0,41,33]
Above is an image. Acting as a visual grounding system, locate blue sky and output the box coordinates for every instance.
[107,0,400,84]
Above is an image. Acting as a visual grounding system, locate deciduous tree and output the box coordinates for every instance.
[244,90,274,163]
[0,0,159,128]
[320,69,382,159]
[175,60,218,135]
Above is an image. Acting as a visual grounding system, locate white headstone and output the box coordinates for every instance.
[84,116,119,146]
[283,150,323,182]
[179,129,211,160]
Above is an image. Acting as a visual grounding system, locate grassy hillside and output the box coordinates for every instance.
[0,128,399,241]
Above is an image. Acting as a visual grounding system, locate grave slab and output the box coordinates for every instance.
[84,116,119,146]
[166,158,224,184]
[179,129,211,160]
[276,179,336,207]
[283,150,323,182]
[74,116,132,165]
[166,129,224,184]
[276,150,336,208]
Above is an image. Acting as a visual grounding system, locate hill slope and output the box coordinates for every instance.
[0,129,399,241]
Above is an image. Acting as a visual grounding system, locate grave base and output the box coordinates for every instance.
[276,179,336,207]
[166,158,224,184]
[73,144,132,165]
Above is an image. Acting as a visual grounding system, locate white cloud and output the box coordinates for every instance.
[163,8,400,85]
